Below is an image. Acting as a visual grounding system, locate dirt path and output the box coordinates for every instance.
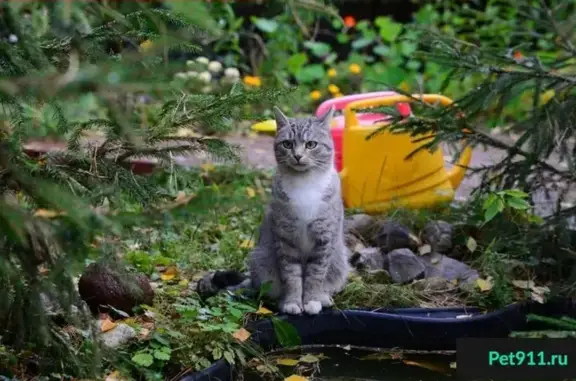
[220,133,572,218]
[26,130,573,217]
[221,133,501,200]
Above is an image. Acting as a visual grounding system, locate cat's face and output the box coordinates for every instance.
[272,106,335,172]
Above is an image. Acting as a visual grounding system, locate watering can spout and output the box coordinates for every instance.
[446,144,473,189]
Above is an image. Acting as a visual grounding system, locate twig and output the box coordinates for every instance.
[114,141,201,163]
[311,19,320,40]
[240,31,269,58]
[286,0,310,38]
[540,0,576,55]
[263,344,456,356]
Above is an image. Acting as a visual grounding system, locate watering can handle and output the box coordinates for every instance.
[315,91,407,117]
[343,94,473,190]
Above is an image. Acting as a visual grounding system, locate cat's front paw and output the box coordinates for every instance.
[305,293,333,309]
[318,294,334,308]
[303,300,322,315]
[280,301,303,315]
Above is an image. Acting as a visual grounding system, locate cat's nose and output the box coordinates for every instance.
[294,154,302,162]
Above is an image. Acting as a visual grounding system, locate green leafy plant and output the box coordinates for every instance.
[131,336,172,368]
[482,189,533,223]
[0,0,283,379]
[140,293,257,373]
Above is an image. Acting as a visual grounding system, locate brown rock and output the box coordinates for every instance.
[78,262,154,316]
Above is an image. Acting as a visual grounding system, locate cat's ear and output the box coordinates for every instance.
[317,106,335,129]
[273,106,289,131]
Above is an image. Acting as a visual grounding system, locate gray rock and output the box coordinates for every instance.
[345,232,365,252]
[100,323,137,349]
[344,214,376,239]
[40,292,62,316]
[372,220,418,253]
[350,247,385,271]
[422,220,454,253]
[422,252,479,284]
[40,291,89,321]
[384,248,426,284]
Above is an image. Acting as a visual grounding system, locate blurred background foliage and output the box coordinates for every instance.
[2,0,576,379]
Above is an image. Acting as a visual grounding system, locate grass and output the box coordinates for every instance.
[335,276,421,309]
[5,164,573,381]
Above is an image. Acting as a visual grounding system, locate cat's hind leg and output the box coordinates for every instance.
[248,245,283,301]
[321,244,352,307]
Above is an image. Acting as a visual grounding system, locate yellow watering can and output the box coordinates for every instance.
[340,94,473,213]
[251,119,277,134]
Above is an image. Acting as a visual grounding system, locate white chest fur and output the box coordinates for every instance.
[282,170,333,223]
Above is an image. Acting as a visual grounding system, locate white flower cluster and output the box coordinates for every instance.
[174,56,240,91]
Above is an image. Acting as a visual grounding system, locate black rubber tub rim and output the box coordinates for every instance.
[177,299,576,381]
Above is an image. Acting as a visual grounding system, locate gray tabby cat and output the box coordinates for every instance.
[248,106,350,315]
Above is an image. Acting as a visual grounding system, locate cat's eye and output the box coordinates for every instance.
[305,141,317,149]
[282,141,293,149]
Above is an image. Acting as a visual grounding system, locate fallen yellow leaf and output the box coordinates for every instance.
[402,360,449,373]
[138,328,151,339]
[540,89,555,105]
[531,285,550,295]
[256,364,276,374]
[160,192,196,210]
[418,244,432,255]
[299,354,320,363]
[256,306,273,315]
[175,191,194,203]
[100,318,117,333]
[160,265,179,281]
[105,370,129,381]
[122,317,137,326]
[408,233,421,245]
[511,280,535,289]
[466,236,478,252]
[276,358,299,366]
[178,279,190,288]
[34,209,65,218]
[201,162,215,172]
[240,239,255,249]
[530,292,546,304]
[476,278,493,292]
[164,265,178,275]
[246,187,256,198]
[284,375,308,381]
[232,327,251,342]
